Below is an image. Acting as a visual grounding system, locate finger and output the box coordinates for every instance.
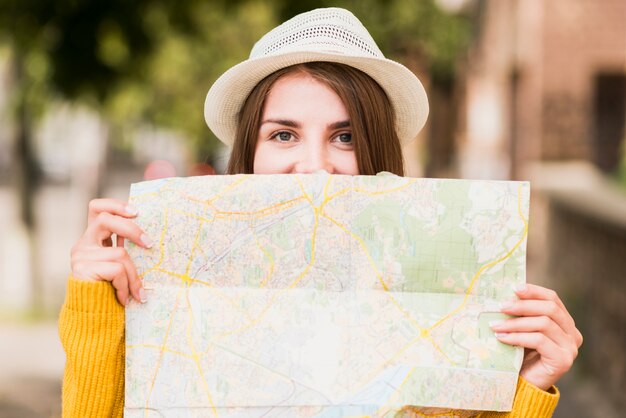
[83,212,153,249]
[495,331,558,354]
[73,247,145,303]
[515,284,567,311]
[88,198,138,223]
[495,331,575,376]
[72,261,130,306]
[512,284,583,347]
[111,267,131,306]
[490,316,575,351]
[500,299,570,329]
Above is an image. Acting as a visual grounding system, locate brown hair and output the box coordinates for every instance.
[226,62,404,175]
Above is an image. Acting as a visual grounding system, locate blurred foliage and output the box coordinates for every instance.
[135,1,278,158]
[0,0,470,162]
[0,0,214,101]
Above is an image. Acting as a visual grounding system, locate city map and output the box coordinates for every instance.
[124,172,528,417]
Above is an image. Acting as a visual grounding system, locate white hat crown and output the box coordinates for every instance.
[250,8,384,59]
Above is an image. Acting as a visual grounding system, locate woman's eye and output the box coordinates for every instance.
[272,131,293,142]
[335,133,353,143]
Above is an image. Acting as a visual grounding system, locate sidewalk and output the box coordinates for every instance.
[0,322,63,418]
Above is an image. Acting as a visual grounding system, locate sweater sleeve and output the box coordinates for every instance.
[58,277,126,418]
[475,376,559,417]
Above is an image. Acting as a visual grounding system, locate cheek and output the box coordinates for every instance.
[335,150,360,175]
[253,143,292,174]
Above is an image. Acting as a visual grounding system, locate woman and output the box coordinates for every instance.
[61,8,582,417]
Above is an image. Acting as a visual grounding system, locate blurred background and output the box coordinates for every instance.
[0,0,624,416]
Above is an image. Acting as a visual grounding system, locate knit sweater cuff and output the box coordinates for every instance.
[64,276,124,314]
[513,375,559,415]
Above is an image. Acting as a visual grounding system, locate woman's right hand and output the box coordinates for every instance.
[70,198,154,306]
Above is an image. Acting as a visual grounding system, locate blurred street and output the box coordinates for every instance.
[0,323,62,418]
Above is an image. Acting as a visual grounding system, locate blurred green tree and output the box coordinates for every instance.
[0,0,259,309]
[0,0,191,225]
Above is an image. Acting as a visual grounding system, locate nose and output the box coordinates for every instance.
[294,142,334,174]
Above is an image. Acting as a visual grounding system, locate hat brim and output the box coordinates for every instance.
[204,51,429,146]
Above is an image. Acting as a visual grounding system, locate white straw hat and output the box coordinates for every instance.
[204,7,429,146]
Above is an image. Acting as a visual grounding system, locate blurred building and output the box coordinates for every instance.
[455,0,626,413]
[457,0,626,179]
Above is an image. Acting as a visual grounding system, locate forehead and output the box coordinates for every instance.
[263,72,348,117]
[268,71,328,94]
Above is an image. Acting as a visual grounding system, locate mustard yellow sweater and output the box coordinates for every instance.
[59,278,560,417]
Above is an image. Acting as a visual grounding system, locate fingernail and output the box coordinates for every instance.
[139,288,148,303]
[513,283,526,292]
[126,205,139,216]
[495,332,509,338]
[140,234,154,249]
[126,297,131,306]
[500,301,514,311]
[489,320,504,329]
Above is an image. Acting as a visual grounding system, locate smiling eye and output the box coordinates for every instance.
[271,131,294,142]
[334,133,353,143]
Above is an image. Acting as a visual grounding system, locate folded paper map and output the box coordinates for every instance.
[124,172,528,417]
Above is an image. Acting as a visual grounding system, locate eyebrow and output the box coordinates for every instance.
[261,119,351,129]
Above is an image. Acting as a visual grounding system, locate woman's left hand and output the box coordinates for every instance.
[491,283,583,391]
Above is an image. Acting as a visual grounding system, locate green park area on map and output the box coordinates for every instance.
[124,172,529,417]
